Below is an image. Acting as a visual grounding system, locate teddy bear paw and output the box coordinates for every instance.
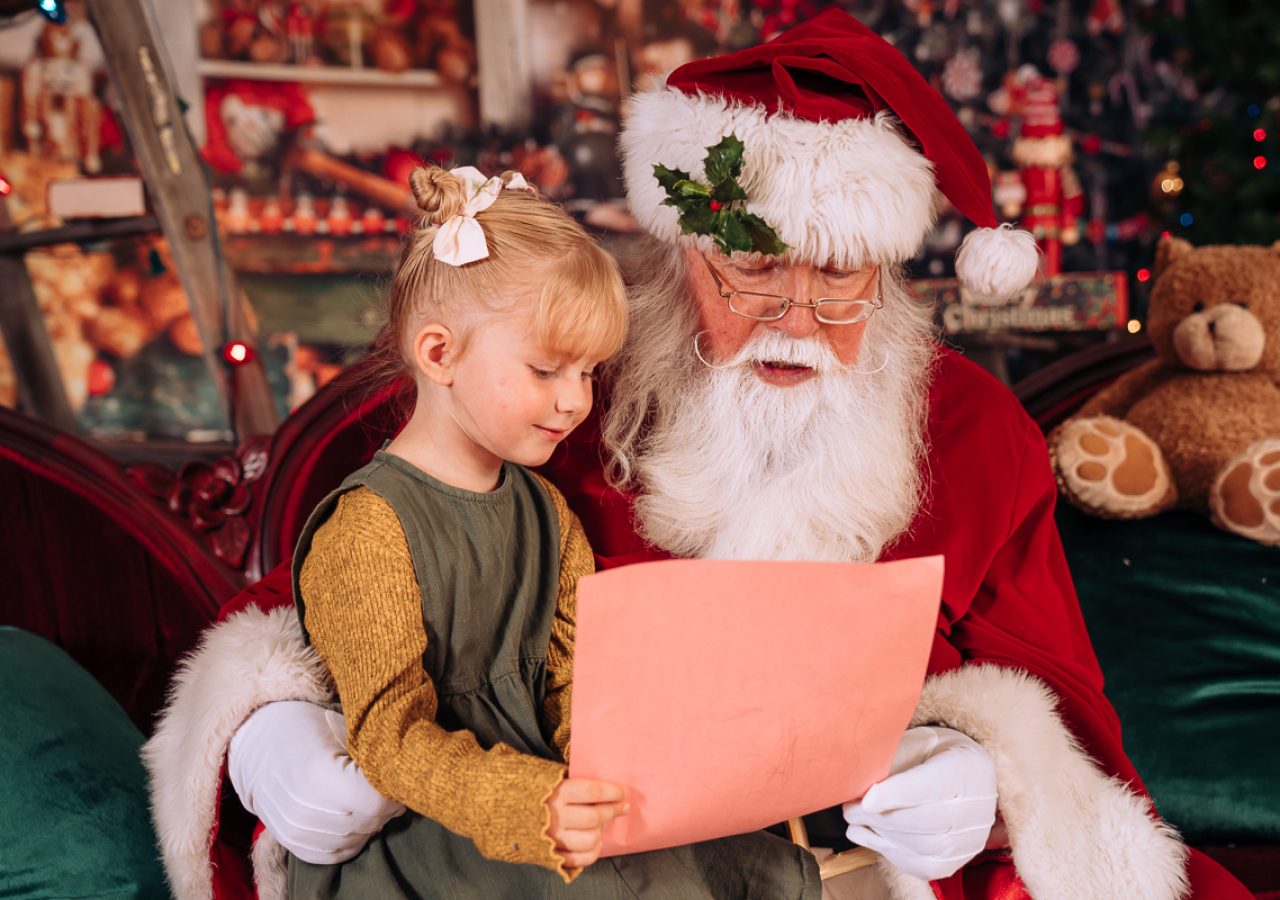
[1050,415,1176,518]
[1211,439,1280,546]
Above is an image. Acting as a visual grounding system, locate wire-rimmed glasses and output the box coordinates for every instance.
[699,253,883,325]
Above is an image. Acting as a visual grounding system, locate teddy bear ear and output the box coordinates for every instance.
[1154,236,1193,281]
[1272,240,1280,254]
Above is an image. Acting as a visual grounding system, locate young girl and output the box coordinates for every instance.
[288,165,819,899]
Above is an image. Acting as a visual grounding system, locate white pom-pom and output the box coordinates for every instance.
[955,225,1039,305]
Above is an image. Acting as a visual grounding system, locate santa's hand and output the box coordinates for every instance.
[841,726,997,881]
[228,700,404,864]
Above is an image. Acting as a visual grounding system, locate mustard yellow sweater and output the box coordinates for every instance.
[297,479,593,880]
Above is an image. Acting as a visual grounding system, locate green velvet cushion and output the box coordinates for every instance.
[1059,506,1280,844]
[0,627,168,898]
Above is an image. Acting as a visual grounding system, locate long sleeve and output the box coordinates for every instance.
[532,474,595,763]
[298,487,572,878]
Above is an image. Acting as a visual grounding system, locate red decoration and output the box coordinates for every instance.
[1254,156,1267,170]
[260,198,284,234]
[1047,39,1080,75]
[222,340,255,366]
[383,147,426,186]
[360,206,387,234]
[1081,134,1102,155]
[126,436,270,569]
[1086,0,1125,36]
[326,196,354,236]
[87,358,114,396]
[1136,268,1151,283]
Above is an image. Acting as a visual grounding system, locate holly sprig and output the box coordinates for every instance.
[653,134,788,256]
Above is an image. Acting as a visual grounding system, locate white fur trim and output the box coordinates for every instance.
[875,855,938,900]
[955,226,1039,304]
[878,666,1189,900]
[621,87,940,268]
[252,830,288,900]
[141,605,332,900]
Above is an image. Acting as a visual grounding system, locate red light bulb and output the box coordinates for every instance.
[221,340,254,366]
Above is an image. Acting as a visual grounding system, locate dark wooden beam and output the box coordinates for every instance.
[0,201,78,433]
[0,215,160,255]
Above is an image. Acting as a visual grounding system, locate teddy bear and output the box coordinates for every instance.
[1049,237,1280,546]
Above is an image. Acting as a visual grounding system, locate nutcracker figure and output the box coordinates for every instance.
[1008,68,1083,277]
[20,21,102,173]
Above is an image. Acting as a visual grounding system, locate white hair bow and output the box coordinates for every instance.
[432,167,531,266]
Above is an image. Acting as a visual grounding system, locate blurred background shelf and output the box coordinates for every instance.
[197,59,445,89]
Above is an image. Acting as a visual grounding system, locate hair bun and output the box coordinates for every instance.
[409,165,466,225]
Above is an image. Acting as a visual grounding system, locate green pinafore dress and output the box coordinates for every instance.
[288,450,820,899]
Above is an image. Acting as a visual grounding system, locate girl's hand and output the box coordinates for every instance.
[545,778,629,869]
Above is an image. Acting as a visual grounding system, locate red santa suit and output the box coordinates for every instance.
[143,349,1249,900]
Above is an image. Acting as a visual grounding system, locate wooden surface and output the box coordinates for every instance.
[788,815,879,880]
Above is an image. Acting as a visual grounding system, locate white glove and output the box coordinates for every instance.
[842,726,997,881]
[228,700,405,865]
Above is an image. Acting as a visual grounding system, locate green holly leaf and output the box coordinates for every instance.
[677,202,718,235]
[718,212,753,253]
[704,134,745,186]
[712,177,748,203]
[653,164,691,193]
[740,211,789,256]
[672,178,712,199]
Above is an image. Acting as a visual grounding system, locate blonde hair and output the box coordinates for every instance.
[366,165,627,387]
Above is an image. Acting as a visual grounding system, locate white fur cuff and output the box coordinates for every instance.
[878,666,1189,900]
[141,605,332,900]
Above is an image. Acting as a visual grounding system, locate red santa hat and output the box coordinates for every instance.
[620,9,1039,301]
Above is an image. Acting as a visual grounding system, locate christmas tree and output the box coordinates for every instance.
[1143,0,1280,247]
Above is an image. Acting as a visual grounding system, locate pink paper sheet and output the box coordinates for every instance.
[569,555,943,857]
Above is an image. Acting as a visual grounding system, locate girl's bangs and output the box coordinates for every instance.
[535,247,628,362]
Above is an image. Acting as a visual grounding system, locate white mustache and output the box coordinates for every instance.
[728,332,843,372]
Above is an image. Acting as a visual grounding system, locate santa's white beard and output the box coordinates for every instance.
[632,328,932,563]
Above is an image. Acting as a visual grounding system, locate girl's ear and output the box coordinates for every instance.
[410,322,456,386]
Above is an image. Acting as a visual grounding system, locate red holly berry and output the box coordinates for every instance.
[709,200,723,211]
[992,118,1011,139]
[1082,134,1102,155]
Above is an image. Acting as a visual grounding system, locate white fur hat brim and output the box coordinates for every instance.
[621,87,941,270]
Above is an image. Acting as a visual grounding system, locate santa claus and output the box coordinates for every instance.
[144,11,1248,900]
